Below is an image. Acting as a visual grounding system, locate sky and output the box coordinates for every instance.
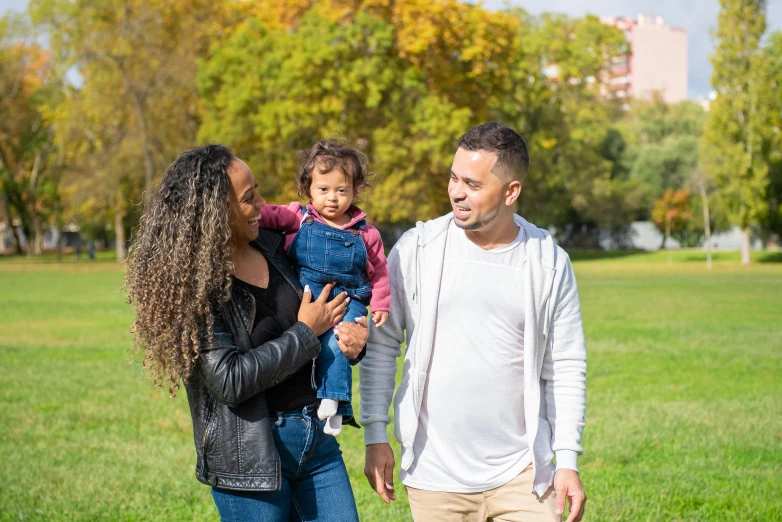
[483,0,782,100]
[2,0,781,99]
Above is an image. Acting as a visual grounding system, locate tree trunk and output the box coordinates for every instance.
[0,191,12,255]
[665,215,672,265]
[118,65,154,194]
[698,179,712,270]
[115,209,127,263]
[767,233,780,251]
[134,93,154,195]
[741,228,751,265]
[32,214,43,256]
[10,222,24,255]
[0,151,23,254]
[28,152,42,256]
[56,227,63,261]
[54,199,63,262]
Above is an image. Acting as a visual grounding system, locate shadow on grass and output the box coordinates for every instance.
[682,251,782,264]
[566,249,648,262]
[682,251,738,263]
[758,251,782,263]
[0,250,118,265]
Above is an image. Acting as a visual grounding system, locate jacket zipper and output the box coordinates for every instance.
[412,239,423,405]
[201,395,215,474]
[249,294,256,336]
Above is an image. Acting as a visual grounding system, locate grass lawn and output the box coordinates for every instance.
[0,250,780,521]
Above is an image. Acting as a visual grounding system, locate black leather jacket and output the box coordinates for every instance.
[184,230,364,491]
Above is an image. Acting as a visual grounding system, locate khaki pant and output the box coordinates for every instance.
[405,466,559,522]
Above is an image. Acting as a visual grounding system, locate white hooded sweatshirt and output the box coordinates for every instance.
[360,213,587,496]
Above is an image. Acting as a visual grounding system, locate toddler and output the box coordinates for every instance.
[258,139,390,436]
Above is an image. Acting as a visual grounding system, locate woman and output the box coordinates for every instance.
[125,145,367,521]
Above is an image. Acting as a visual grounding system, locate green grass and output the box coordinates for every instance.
[1,252,780,521]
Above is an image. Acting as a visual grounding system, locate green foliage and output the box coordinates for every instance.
[617,96,706,204]
[601,96,723,248]
[702,0,772,237]
[198,4,505,223]
[494,12,634,243]
[0,14,61,254]
[198,11,416,211]
[199,3,632,232]
[652,188,693,248]
[761,31,782,242]
[6,0,779,250]
[28,0,234,255]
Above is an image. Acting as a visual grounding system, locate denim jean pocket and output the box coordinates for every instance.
[352,284,372,303]
[307,230,355,274]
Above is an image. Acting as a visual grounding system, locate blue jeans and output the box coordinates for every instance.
[211,405,359,522]
[304,279,367,407]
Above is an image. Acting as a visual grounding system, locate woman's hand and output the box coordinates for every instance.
[335,316,368,359]
[298,283,348,336]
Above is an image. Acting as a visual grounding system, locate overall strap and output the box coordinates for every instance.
[300,209,313,226]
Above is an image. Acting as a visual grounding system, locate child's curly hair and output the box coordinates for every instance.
[296,139,373,200]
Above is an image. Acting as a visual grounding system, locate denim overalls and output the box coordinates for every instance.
[289,213,372,411]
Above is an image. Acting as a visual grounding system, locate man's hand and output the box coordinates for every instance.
[364,443,396,504]
[554,469,586,522]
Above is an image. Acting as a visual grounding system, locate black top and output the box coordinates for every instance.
[233,262,317,413]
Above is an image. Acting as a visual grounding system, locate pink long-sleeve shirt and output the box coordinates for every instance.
[258,202,391,313]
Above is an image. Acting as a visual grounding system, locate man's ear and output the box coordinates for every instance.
[505,180,522,207]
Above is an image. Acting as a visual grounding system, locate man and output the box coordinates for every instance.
[360,122,587,522]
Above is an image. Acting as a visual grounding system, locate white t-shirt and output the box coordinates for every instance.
[400,221,531,493]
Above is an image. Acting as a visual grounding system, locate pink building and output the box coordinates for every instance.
[601,14,688,103]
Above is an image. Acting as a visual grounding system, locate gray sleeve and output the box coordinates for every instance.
[359,241,408,444]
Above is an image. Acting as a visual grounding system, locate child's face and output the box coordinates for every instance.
[309,168,355,221]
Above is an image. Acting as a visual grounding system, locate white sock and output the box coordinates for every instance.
[317,399,338,420]
[323,415,342,436]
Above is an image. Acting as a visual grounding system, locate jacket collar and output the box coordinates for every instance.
[250,230,304,299]
[252,228,283,258]
[224,230,305,353]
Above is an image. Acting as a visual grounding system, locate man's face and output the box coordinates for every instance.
[448,147,507,231]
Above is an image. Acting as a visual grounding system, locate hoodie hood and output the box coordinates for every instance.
[414,213,453,247]
[415,212,557,268]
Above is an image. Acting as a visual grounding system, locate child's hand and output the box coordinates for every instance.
[372,311,388,328]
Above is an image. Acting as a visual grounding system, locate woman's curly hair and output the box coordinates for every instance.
[124,145,236,395]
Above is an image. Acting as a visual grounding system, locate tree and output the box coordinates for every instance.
[652,188,692,258]
[31,0,234,261]
[702,0,772,265]
[0,14,59,255]
[691,168,714,268]
[619,95,706,209]
[199,2,630,235]
[199,2,521,224]
[611,93,731,260]
[761,31,782,248]
[494,11,631,246]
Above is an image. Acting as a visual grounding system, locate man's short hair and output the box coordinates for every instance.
[458,122,530,183]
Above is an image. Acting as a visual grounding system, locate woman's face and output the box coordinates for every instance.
[227,158,265,245]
